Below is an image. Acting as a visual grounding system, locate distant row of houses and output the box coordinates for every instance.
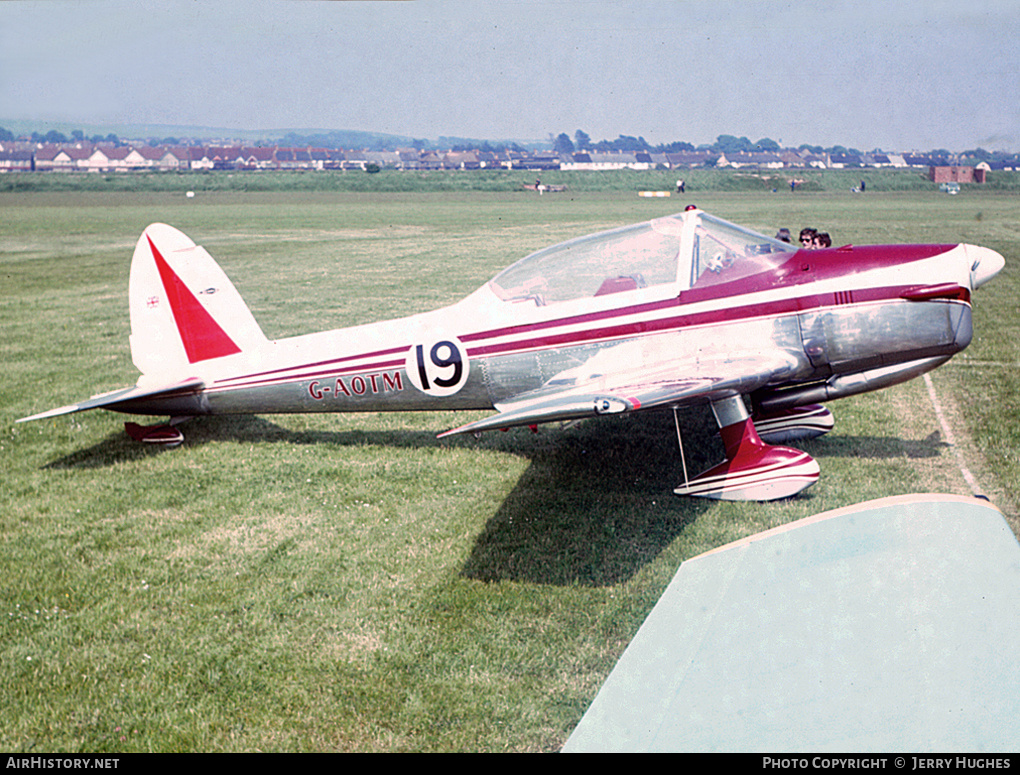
[0,141,1014,174]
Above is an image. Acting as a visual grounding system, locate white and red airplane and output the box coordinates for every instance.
[18,207,1004,501]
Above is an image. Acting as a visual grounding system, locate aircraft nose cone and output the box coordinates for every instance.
[966,244,1005,289]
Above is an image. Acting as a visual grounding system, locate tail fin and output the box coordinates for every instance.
[129,223,267,378]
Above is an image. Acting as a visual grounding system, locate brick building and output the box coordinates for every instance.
[929,165,986,184]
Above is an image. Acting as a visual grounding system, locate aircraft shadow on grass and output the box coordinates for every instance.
[42,407,950,586]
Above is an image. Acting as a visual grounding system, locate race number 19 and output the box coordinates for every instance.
[405,337,469,396]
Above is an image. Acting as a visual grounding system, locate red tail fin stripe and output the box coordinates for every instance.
[147,235,241,363]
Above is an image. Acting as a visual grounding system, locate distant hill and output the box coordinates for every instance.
[0,119,418,147]
[0,119,550,151]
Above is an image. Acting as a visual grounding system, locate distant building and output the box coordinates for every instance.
[929,166,985,184]
[665,151,720,168]
[716,151,785,169]
[513,151,561,170]
[0,150,33,172]
[828,152,864,168]
[561,152,649,171]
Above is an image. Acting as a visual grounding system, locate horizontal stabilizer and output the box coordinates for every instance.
[17,377,204,423]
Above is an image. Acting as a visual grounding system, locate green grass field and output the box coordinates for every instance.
[2,185,1018,751]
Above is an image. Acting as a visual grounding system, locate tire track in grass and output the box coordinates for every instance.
[879,374,1016,528]
[923,373,982,497]
[915,372,1019,524]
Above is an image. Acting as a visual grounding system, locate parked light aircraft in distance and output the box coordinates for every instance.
[18,207,1004,501]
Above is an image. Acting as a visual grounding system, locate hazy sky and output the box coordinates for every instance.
[2,0,1018,151]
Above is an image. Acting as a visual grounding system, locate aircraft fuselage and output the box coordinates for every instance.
[114,243,977,421]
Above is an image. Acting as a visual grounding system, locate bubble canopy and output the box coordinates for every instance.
[489,210,797,306]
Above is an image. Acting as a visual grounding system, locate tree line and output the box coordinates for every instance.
[0,127,129,146]
[551,129,1018,164]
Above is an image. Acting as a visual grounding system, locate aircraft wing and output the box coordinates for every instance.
[439,349,797,437]
[17,377,205,423]
[563,494,1020,751]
